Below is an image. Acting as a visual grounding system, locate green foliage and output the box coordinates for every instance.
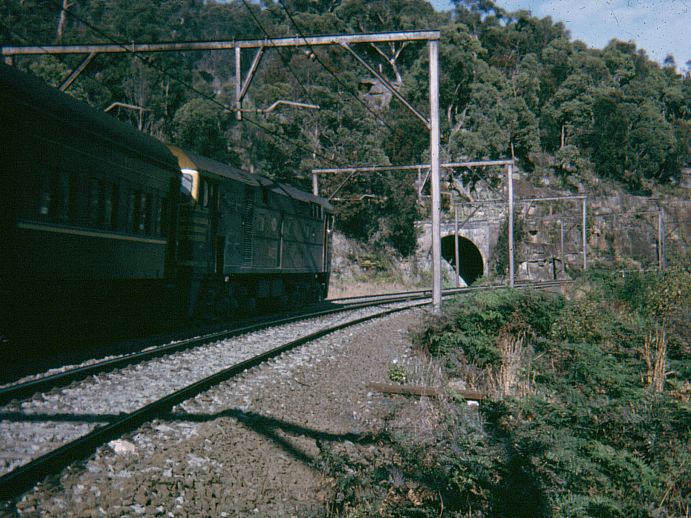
[5,0,689,251]
[173,98,229,160]
[388,364,407,383]
[407,271,690,515]
[415,289,561,367]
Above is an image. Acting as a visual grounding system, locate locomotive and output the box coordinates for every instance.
[0,63,333,348]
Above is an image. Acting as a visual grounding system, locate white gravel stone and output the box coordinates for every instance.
[0,302,418,477]
[108,440,137,455]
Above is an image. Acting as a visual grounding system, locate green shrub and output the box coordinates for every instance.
[412,274,689,515]
[324,273,688,516]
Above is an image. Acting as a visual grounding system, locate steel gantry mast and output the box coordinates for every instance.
[3,30,445,313]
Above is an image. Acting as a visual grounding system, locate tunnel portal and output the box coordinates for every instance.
[441,235,484,285]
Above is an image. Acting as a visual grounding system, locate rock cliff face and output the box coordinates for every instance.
[329,172,688,293]
[413,171,689,285]
[511,178,689,281]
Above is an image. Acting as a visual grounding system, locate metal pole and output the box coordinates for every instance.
[582,196,587,270]
[454,203,460,288]
[312,172,319,196]
[658,208,665,271]
[429,40,442,313]
[417,167,422,196]
[59,52,97,91]
[507,163,514,287]
[560,220,565,276]
[342,43,429,129]
[313,159,513,175]
[235,46,242,121]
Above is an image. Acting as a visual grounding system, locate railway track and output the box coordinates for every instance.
[0,298,428,500]
[0,280,566,501]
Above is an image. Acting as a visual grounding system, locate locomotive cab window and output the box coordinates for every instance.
[310,202,323,220]
[199,178,219,209]
[180,171,195,204]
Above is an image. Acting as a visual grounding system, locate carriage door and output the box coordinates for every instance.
[215,236,225,274]
[323,214,334,272]
[201,177,221,273]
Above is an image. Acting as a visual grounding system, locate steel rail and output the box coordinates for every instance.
[0,296,424,405]
[0,279,568,498]
[0,301,425,500]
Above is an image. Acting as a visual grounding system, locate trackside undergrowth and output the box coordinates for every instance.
[320,269,689,517]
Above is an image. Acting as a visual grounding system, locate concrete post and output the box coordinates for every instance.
[312,172,319,196]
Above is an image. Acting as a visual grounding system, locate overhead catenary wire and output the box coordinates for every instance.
[15,2,440,198]
[42,0,345,169]
[238,0,317,107]
[277,0,407,139]
[0,20,119,99]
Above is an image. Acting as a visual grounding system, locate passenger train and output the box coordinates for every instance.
[0,63,333,348]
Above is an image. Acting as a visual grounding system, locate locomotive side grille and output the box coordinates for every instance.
[241,188,254,265]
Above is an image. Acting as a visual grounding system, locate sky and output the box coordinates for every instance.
[429,0,690,69]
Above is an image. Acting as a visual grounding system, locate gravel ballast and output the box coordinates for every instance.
[7,307,442,516]
[0,302,420,478]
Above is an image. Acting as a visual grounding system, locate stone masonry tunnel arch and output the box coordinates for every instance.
[441,235,484,285]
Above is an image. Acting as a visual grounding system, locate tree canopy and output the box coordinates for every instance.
[2,0,688,254]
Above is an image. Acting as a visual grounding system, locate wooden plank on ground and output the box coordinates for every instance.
[366,382,484,400]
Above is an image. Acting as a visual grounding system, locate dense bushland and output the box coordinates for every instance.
[2,0,688,255]
[321,269,689,516]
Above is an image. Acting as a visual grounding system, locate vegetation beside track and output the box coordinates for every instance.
[320,268,689,516]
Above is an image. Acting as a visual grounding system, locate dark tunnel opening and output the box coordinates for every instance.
[441,235,484,285]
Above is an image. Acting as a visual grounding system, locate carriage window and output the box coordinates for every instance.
[37,168,57,218]
[160,197,169,237]
[262,187,269,205]
[88,178,103,227]
[103,183,115,229]
[153,194,160,235]
[57,171,71,223]
[39,169,78,224]
[127,190,138,232]
[110,185,119,230]
[139,192,151,234]
[127,190,133,231]
[38,187,51,217]
[180,173,194,204]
